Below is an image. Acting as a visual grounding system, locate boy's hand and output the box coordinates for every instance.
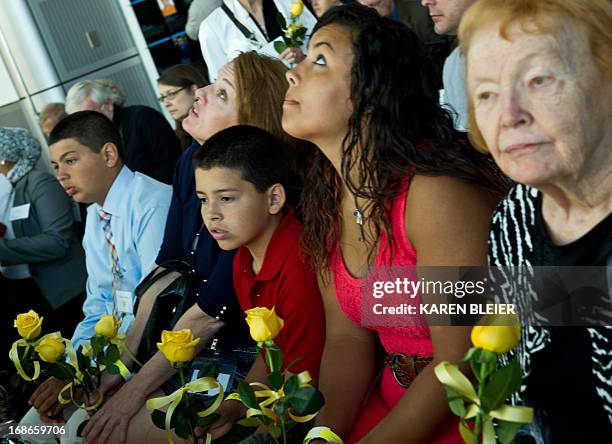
[29,377,66,417]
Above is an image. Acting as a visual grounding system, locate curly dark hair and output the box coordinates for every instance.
[300,3,509,277]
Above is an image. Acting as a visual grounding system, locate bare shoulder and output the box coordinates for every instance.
[405,175,499,265]
[407,175,498,213]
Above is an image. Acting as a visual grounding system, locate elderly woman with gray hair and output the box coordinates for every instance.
[459,0,612,442]
[0,128,86,362]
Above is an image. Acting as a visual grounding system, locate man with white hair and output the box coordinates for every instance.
[65,79,181,184]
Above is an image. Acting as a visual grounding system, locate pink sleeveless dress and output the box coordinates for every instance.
[331,184,461,443]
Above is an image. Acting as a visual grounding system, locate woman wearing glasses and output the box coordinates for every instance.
[158,64,209,150]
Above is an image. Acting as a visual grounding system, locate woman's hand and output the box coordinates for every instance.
[81,379,147,444]
[192,400,246,443]
[280,47,306,65]
[97,371,124,396]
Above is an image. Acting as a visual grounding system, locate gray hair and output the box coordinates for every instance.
[65,79,126,113]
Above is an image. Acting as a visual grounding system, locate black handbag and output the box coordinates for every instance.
[134,229,257,390]
[134,227,205,362]
[133,259,198,363]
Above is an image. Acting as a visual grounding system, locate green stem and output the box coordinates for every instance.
[475,363,488,441]
[179,366,186,387]
[280,416,287,444]
[179,367,198,443]
[265,347,273,372]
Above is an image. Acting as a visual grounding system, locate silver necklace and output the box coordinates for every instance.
[352,197,365,242]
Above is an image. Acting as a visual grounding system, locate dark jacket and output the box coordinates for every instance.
[0,170,86,309]
[395,0,453,89]
[113,105,181,185]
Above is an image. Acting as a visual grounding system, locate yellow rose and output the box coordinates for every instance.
[245,307,284,342]
[94,314,120,338]
[14,310,43,340]
[471,322,521,354]
[157,329,200,363]
[290,0,304,17]
[34,333,66,363]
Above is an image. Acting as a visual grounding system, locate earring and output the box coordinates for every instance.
[0,160,6,166]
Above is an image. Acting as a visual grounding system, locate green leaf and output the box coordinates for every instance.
[444,387,466,417]
[274,40,288,54]
[9,372,21,387]
[461,347,479,362]
[103,344,120,366]
[195,359,219,378]
[294,27,307,38]
[80,371,93,392]
[268,423,281,439]
[276,12,287,30]
[459,420,477,444]
[496,419,524,444]
[470,349,497,383]
[174,417,191,439]
[268,371,284,392]
[273,401,287,420]
[77,349,91,371]
[284,375,299,396]
[288,387,324,415]
[481,359,522,412]
[49,361,76,381]
[195,413,219,428]
[477,349,498,365]
[151,410,167,430]
[76,419,89,437]
[470,352,482,382]
[238,381,259,410]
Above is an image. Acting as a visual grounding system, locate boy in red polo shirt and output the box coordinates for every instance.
[192,125,325,442]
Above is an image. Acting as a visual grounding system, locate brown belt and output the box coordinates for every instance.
[385,353,433,388]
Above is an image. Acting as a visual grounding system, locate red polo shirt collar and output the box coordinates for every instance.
[234,208,300,282]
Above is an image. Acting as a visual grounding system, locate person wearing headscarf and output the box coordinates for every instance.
[0,128,86,358]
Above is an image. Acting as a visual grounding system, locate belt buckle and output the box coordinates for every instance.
[386,352,416,388]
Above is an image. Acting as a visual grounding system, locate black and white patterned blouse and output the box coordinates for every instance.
[488,183,612,443]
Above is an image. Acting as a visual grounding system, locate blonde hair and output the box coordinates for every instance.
[233,52,312,183]
[458,0,612,152]
[234,52,290,144]
[39,102,67,125]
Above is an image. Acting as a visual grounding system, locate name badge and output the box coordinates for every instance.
[116,290,133,315]
[10,204,30,221]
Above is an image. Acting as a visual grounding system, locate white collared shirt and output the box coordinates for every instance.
[70,166,171,350]
[199,0,316,81]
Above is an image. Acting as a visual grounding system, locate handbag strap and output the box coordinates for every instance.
[221,2,257,42]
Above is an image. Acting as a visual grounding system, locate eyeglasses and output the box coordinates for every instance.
[158,87,187,102]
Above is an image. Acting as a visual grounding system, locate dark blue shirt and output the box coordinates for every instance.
[156,143,241,327]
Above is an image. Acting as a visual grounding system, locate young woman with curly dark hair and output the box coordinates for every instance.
[282,3,508,443]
